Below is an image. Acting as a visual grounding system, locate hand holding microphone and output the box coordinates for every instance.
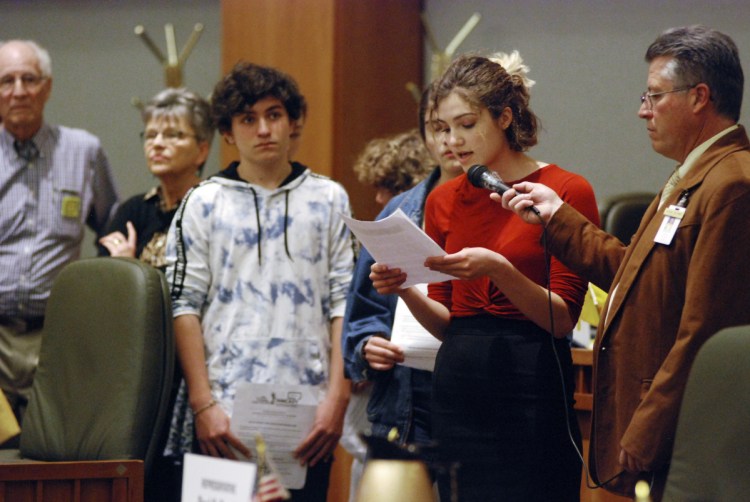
[467,164,562,224]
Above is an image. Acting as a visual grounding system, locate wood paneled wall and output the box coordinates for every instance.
[221,0,423,221]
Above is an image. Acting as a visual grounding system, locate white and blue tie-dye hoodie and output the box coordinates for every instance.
[164,161,354,454]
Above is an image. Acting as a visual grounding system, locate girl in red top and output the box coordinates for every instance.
[370,52,599,501]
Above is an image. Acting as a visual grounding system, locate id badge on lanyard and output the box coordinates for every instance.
[654,190,690,245]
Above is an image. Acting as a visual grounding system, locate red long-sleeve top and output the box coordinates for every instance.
[425,164,600,323]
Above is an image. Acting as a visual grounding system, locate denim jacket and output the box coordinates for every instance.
[342,168,440,443]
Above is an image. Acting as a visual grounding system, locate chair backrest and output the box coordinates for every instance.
[598,192,655,244]
[663,325,750,501]
[19,257,174,476]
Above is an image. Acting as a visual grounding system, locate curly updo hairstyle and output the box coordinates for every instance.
[432,51,539,152]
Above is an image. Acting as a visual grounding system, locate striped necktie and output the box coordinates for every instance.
[14,140,39,166]
[659,167,681,207]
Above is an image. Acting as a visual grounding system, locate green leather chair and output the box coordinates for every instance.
[598,192,655,244]
[0,257,175,502]
[663,325,750,501]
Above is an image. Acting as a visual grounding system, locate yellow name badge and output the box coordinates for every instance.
[664,205,686,219]
[61,194,81,219]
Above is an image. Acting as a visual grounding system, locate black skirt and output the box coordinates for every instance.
[432,315,582,502]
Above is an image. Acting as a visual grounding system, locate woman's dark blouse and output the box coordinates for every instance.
[98,187,179,269]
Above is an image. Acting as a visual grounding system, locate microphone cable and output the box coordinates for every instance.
[535,212,625,491]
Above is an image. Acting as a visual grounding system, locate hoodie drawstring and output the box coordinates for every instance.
[250,187,293,264]
[250,187,262,265]
[284,191,293,261]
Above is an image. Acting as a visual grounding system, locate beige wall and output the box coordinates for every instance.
[1,0,222,256]
[7,0,750,246]
[423,0,750,205]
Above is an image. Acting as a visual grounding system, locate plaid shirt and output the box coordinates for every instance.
[0,123,119,316]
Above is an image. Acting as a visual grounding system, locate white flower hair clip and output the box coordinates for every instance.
[489,50,535,89]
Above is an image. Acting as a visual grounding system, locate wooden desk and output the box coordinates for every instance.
[0,460,143,502]
[572,349,630,502]
[328,445,353,502]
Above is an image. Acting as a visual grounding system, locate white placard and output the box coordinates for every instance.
[181,452,256,502]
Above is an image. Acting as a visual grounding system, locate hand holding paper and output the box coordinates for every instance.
[230,383,319,490]
[342,209,453,288]
[361,335,405,371]
[389,284,442,371]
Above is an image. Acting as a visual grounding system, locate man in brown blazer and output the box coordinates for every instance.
[500,25,750,500]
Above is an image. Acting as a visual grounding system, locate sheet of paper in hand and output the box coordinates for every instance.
[230,383,319,490]
[342,209,453,288]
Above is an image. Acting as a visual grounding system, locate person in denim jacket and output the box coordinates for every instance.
[342,83,462,448]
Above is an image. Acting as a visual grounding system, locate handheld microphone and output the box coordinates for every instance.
[467,164,512,194]
[466,164,541,216]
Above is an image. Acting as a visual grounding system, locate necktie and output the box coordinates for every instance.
[14,140,39,166]
[659,167,681,207]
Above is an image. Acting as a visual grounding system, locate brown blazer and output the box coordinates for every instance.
[547,126,750,498]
